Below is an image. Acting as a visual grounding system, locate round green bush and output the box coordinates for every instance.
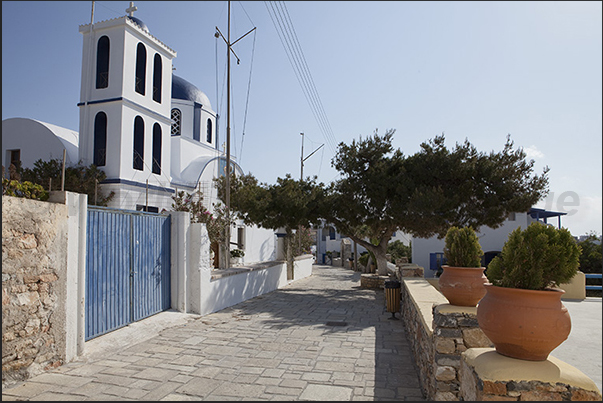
[486,223,581,290]
[443,226,483,267]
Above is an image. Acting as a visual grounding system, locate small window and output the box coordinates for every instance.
[93,112,107,166]
[206,118,212,143]
[193,104,201,141]
[10,149,20,166]
[171,109,181,136]
[152,53,162,103]
[96,36,110,89]
[133,116,144,171]
[237,227,245,250]
[135,42,146,95]
[329,227,336,240]
[136,205,159,213]
[152,123,161,175]
[508,212,516,221]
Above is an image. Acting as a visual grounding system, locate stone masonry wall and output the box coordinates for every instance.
[432,305,493,400]
[400,282,436,399]
[2,195,69,387]
[459,349,603,401]
[400,278,493,401]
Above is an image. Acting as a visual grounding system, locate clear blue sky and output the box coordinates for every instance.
[2,1,601,236]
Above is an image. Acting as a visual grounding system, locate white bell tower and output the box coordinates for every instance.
[77,2,177,209]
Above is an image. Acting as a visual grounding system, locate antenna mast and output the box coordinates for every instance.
[215,0,256,267]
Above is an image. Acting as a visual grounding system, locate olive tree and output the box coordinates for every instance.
[216,173,325,275]
[327,130,549,276]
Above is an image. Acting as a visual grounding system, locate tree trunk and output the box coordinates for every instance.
[345,232,393,277]
[219,241,229,269]
[374,249,390,276]
[368,243,389,276]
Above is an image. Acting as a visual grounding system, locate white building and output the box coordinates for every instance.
[2,3,275,266]
[412,208,567,278]
[315,223,412,264]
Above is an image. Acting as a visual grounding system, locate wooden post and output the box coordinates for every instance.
[61,149,66,191]
[354,241,358,271]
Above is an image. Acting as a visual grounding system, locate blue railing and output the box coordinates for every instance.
[584,273,602,291]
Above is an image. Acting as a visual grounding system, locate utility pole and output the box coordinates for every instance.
[215,0,256,267]
[300,133,324,181]
[299,133,324,254]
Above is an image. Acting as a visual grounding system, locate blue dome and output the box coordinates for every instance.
[172,74,212,109]
[127,16,149,33]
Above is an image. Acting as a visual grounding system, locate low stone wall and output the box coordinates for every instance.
[401,278,493,400]
[431,305,493,400]
[360,274,388,288]
[400,277,601,401]
[460,348,602,401]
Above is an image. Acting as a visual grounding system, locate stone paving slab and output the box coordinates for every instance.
[2,265,425,401]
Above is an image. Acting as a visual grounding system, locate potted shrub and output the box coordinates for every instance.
[477,222,581,361]
[230,248,245,265]
[438,226,489,306]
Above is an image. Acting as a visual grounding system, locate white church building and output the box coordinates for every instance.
[2,3,276,265]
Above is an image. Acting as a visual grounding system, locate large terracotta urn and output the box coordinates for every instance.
[438,266,488,307]
[477,284,571,361]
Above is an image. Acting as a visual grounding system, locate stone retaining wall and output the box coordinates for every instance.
[460,348,602,401]
[400,278,493,400]
[431,305,493,400]
[400,279,441,398]
[400,277,601,401]
[2,196,68,386]
[360,274,388,288]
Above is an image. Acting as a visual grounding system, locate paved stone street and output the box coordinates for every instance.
[2,265,424,401]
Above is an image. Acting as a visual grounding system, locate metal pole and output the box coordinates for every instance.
[225,0,231,267]
[300,132,304,180]
[299,132,304,254]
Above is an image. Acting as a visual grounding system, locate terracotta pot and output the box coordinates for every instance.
[438,266,488,306]
[477,284,571,361]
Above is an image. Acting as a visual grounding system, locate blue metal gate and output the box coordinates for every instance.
[85,206,171,340]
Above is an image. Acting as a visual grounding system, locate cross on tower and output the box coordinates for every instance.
[126,2,137,17]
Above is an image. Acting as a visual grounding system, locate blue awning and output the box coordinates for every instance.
[528,208,567,229]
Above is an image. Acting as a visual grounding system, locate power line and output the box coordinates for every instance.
[269,1,337,153]
[278,2,338,151]
[265,1,338,155]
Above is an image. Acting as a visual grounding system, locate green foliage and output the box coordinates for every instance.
[403,134,550,238]
[326,130,549,275]
[577,232,602,274]
[443,226,483,267]
[2,178,49,201]
[171,190,234,246]
[230,249,245,258]
[486,223,581,290]
[19,158,114,206]
[216,173,325,232]
[216,173,325,264]
[358,252,370,267]
[387,240,412,263]
[292,226,314,256]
